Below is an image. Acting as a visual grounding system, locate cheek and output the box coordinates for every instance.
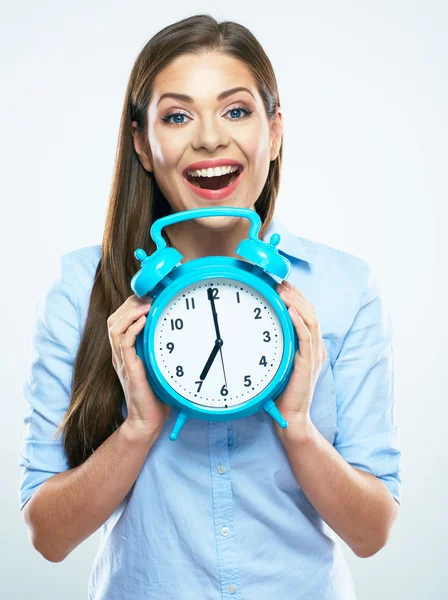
[240,124,271,175]
[151,134,184,169]
[149,118,186,168]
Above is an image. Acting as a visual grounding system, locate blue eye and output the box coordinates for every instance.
[162,105,252,128]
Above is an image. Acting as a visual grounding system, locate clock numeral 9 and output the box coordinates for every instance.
[176,365,184,377]
[166,342,174,353]
[254,307,262,319]
[244,375,251,387]
[220,385,228,396]
[263,331,271,342]
[170,318,183,330]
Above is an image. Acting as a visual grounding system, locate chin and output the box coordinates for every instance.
[193,214,241,230]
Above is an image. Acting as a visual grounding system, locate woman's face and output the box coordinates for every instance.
[132,51,283,231]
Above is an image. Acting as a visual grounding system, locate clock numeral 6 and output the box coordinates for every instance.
[220,385,228,396]
[176,365,184,377]
[263,331,271,342]
[244,375,252,387]
[170,318,183,330]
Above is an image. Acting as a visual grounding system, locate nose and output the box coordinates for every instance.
[191,114,230,152]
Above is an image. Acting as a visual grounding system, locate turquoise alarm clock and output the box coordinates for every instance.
[131,207,298,441]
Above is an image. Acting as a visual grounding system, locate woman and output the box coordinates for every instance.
[19,14,402,599]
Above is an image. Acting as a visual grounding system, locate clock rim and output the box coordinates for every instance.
[140,258,297,421]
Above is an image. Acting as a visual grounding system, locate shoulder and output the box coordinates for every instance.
[63,244,102,273]
[60,244,102,326]
[300,236,371,295]
[272,214,371,298]
[278,227,374,336]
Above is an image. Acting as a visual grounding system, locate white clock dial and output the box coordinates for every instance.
[153,277,284,409]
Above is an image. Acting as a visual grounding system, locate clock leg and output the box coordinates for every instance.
[169,408,190,441]
[263,399,288,429]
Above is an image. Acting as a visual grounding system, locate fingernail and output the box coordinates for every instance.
[282,280,293,289]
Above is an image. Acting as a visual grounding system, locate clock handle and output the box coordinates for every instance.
[148,206,291,280]
[131,206,291,297]
[149,206,261,250]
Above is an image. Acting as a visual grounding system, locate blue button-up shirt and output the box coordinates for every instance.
[19,213,402,599]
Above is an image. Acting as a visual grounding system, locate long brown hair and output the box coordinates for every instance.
[54,13,284,468]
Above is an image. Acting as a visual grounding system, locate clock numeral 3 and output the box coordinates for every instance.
[170,318,183,330]
[176,365,184,377]
[244,375,252,387]
[263,331,271,342]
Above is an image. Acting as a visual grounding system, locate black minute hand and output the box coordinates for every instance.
[207,287,228,390]
[207,287,221,340]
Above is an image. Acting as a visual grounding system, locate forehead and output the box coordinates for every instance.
[151,52,257,102]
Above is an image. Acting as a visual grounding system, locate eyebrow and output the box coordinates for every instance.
[156,86,255,107]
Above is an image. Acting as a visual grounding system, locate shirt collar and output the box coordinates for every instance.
[262,214,313,264]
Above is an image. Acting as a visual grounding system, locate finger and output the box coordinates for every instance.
[119,313,148,375]
[278,284,324,366]
[277,285,316,331]
[289,306,313,367]
[109,303,151,369]
[281,279,314,310]
[108,294,152,329]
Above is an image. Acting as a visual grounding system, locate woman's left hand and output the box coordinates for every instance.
[273,279,327,441]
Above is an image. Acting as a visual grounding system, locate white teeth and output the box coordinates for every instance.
[186,165,240,178]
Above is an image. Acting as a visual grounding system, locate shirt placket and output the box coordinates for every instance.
[208,420,241,599]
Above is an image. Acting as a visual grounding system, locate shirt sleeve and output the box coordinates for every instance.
[332,263,403,505]
[18,252,80,511]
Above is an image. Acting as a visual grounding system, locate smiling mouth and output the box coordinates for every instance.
[184,167,243,190]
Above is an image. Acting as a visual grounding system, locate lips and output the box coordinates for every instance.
[182,164,245,201]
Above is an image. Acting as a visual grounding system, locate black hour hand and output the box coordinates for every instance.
[199,339,223,381]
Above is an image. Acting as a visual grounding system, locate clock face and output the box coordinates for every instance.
[152,277,285,409]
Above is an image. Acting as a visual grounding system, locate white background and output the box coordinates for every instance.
[1,1,446,598]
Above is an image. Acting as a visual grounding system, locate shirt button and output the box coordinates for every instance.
[217,465,226,474]
[228,584,237,593]
[221,527,230,537]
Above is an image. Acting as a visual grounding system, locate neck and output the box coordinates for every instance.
[165,215,257,264]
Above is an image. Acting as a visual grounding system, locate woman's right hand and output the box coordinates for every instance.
[107,294,171,439]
